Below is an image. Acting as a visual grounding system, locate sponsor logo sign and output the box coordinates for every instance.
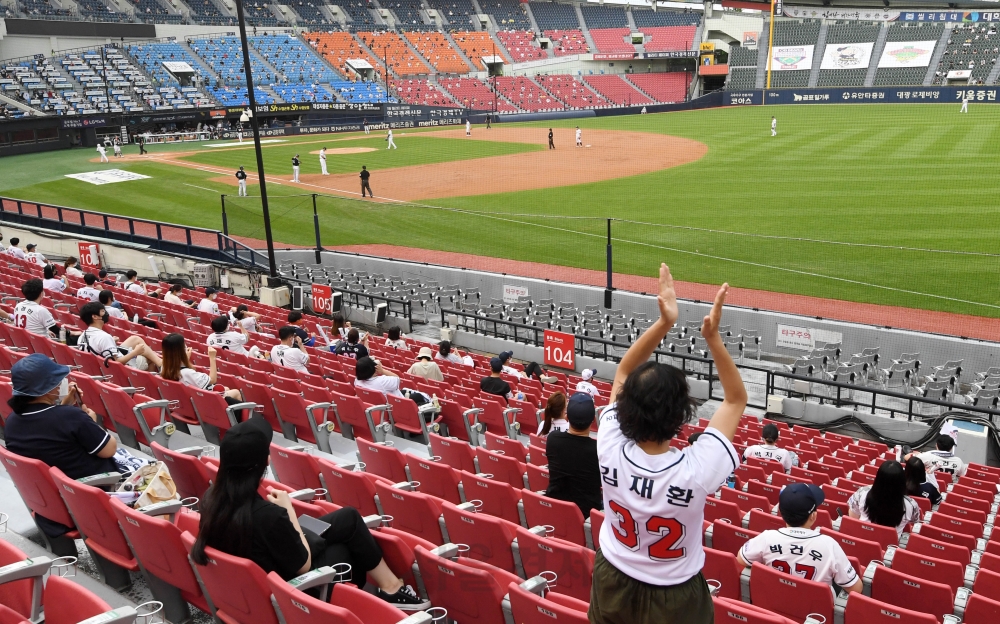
[65,169,151,185]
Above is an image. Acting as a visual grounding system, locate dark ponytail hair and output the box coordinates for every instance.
[191,457,268,565]
[541,392,566,435]
[864,460,907,528]
[904,456,927,497]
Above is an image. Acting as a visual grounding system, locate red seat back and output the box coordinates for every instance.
[370,526,436,589]
[507,581,589,624]
[965,593,1000,623]
[413,545,510,624]
[149,443,213,502]
[475,447,526,489]
[843,592,939,624]
[704,497,743,525]
[330,391,376,440]
[520,489,586,546]
[514,527,594,603]
[267,572,364,624]
[819,527,883,568]
[459,471,522,525]
[713,597,796,624]
[406,456,463,505]
[429,433,477,473]
[891,548,964,591]
[747,480,781,506]
[373,481,445,545]
[590,509,604,550]
[316,458,381,517]
[928,511,984,538]
[0,445,76,531]
[749,562,835,623]
[915,523,979,552]
[180,532,279,624]
[720,487,772,515]
[838,516,899,550]
[268,444,323,492]
[49,468,136,570]
[0,541,33,620]
[270,388,320,445]
[710,521,759,557]
[441,501,518,573]
[435,398,472,442]
[905,533,971,567]
[746,509,784,533]
[484,432,528,462]
[42,576,112,624]
[189,386,238,436]
[870,565,954,622]
[973,567,1000,602]
[357,440,409,483]
[936,501,988,525]
[702,546,743,600]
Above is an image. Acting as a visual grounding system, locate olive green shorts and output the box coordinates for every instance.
[588,550,714,624]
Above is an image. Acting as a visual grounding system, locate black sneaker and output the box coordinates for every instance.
[374,584,431,612]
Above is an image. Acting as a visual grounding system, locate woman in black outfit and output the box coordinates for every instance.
[904,455,942,505]
[190,416,428,611]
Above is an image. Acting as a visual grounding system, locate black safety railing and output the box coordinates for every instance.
[441,307,1000,425]
[280,273,414,323]
[0,196,269,269]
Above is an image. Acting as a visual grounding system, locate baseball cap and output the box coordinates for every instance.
[778,483,825,520]
[499,351,513,363]
[417,346,433,360]
[581,368,597,381]
[25,244,36,250]
[566,392,596,429]
[205,287,218,297]
[490,357,503,373]
[11,353,70,397]
[219,416,273,472]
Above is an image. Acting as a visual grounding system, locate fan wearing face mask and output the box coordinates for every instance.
[76,301,163,371]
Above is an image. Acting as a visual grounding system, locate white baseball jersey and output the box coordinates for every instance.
[772,119,777,129]
[197,298,220,316]
[271,344,309,372]
[319,150,326,162]
[97,146,106,154]
[77,286,101,302]
[78,327,119,359]
[207,331,249,355]
[575,380,600,398]
[179,367,211,390]
[744,444,797,472]
[125,281,148,295]
[916,450,967,480]
[105,305,127,320]
[235,316,258,333]
[576,129,582,142]
[13,300,55,336]
[6,247,25,260]
[847,486,921,536]
[26,252,46,265]
[597,405,739,585]
[42,278,66,293]
[740,527,859,587]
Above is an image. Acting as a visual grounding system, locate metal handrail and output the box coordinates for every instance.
[281,272,413,322]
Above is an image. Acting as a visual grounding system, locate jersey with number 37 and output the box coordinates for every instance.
[597,405,739,585]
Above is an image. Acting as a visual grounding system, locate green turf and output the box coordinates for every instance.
[3,103,1000,317]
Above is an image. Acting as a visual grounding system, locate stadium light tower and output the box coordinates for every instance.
[234,0,279,281]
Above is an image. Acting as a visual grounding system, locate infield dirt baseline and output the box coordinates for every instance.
[114,127,708,202]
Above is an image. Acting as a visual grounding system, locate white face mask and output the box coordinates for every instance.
[58,378,69,401]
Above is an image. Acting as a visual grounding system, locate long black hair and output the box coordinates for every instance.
[904,456,928,497]
[190,454,268,565]
[864,460,907,528]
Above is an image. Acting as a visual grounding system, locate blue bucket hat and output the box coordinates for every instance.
[11,353,70,397]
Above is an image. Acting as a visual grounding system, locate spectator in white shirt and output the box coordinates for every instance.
[384,327,408,350]
[537,391,569,436]
[41,264,67,293]
[164,284,194,308]
[407,346,443,382]
[99,290,127,320]
[76,273,101,302]
[123,269,163,297]
[6,237,25,260]
[743,424,799,472]
[77,302,162,370]
[354,356,405,398]
[12,279,55,336]
[270,326,310,372]
[161,332,242,403]
[915,434,967,480]
[575,369,600,397]
[197,288,221,316]
[436,340,464,365]
[25,244,47,265]
[63,257,84,278]
[207,315,261,358]
[231,304,263,334]
[847,460,921,537]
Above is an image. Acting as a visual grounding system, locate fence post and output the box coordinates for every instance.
[220,194,229,238]
[604,218,613,309]
[312,194,322,264]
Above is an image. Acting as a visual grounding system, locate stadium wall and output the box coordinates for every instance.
[727,85,1000,105]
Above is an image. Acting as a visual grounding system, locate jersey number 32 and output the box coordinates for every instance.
[608,500,687,561]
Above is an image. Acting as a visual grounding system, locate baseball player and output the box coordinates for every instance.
[738,483,863,593]
[548,128,554,149]
[362,117,369,135]
[360,165,373,198]
[138,134,147,155]
[575,126,582,147]
[590,265,746,624]
[235,166,248,196]
[291,154,301,182]
[771,116,777,137]
[743,423,799,472]
[486,114,491,130]
[960,94,969,113]
[319,147,328,175]
[97,144,109,163]
[466,119,471,136]
[112,137,122,158]
[386,129,397,149]
[237,121,244,143]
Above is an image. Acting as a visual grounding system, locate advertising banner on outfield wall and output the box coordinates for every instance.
[878,41,938,68]
[784,7,899,21]
[820,42,874,71]
[758,86,999,104]
[768,45,814,71]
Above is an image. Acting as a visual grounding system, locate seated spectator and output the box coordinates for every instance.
[207,315,261,358]
[916,434,967,480]
[738,483,863,593]
[904,455,942,505]
[162,332,243,404]
[77,302,162,371]
[335,328,369,359]
[384,327,407,350]
[287,311,315,346]
[356,356,430,406]
[25,243,47,265]
[231,304,263,333]
[537,391,568,436]
[64,256,84,277]
[436,340,464,365]
[13,278,58,336]
[123,269,163,297]
[6,237,25,260]
[847,460,921,537]
[497,351,523,377]
[98,269,118,289]
[331,313,350,340]
[42,264,67,293]
[164,284,195,308]
[545,392,602,516]
[743,424,798,472]
[190,415,429,609]
[3,354,117,537]
[271,325,310,372]
[575,368,600,397]
[99,289,127,320]
[407,346,443,381]
[481,357,514,400]
[197,287,221,315]
[76,273,102,302]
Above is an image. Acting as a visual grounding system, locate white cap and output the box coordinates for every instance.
[581,369,596,381]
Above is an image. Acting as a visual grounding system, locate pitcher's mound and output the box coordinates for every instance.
[308,147,376,155]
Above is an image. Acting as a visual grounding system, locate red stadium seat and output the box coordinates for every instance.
[905,533,971,567]
[405,455,464,505]
[525,463,550,491]
[42,576,121,624]
[269,444,323,492]
[357,440,410,483]
[820,527,883,568]
[890,547,964,591]
[316,458,384,517]
[459,471,522,525]
[838,516,899,551]
[180,532,279,624]
[330,390,381,441]
[913,523,979,552]
[514,526,594,603]
[926,511,985,539]
[150,443,214,501]
[973,567,1000,602]
[370,525,435,590]
[746,509,785,532]
[703,547,743,600]
[842,592,938,624]
[868,565,955,623]
[441,501,519,573]
[507,581,589,624]
[484,431,528,462]
[720,487,772,515]
[747,562,834,623]
[374,481,446,545]
[704,497,744,525]
[0,541,38,622]
[520,489,587,546]
[268,572,412,624]
[747,480,781,506]
[713,597,796,624]
[965,593,1000,623]
[590,509,604,550]
[710,521,759,557]
[0,445,82,556]
[429,433,477,473]
[414,545,520,624]
[475,447,527,489]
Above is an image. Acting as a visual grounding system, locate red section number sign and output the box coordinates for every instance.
[544,330,576,370]
[312,284,332,315]
[77,242,101,271]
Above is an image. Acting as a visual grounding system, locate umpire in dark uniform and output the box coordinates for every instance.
[548,128,554,149]
[360,165,373,198]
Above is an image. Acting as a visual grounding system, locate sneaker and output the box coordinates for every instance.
[374,584,430,612]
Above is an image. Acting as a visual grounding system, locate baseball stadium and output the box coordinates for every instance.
[1,0,1000,621]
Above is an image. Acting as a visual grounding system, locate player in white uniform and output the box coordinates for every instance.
[76,302,162,370]
[235,166,248,196]
[743,423,799,472]
[575,126,582,147]
[961,95,969,113]
[771,116,777,137]
[76,274,102,302]
[319,147,328,175]
[206,316,261,358]
[291,154,301,183]
[270,326,310,372]
[738,483,863,592]
[575,368,600,398]
[386,129,397,149]
[590,265,746,624]
[466,119,471,136]
[25,244,47,265]
[113,137,122,158]
[197,288,221,316]
[13,279,57,337]
[847,460,921,537]
[97,144,109,162]
[916,434,967,481]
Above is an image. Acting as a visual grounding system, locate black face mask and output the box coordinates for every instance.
[101,312,110,323]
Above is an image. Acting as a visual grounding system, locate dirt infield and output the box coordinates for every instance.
[323,243,1000,342]
[308,148,376,155]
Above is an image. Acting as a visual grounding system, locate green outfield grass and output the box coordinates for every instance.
[2,103,1000,317]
